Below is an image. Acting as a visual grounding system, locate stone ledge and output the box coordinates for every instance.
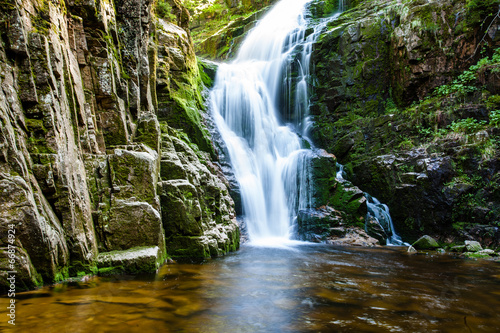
[96,246,165,275]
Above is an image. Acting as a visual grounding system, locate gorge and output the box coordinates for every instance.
[1,0,500,330]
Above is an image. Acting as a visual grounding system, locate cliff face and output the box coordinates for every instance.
[311,0,500,245]
[0,0,238,291]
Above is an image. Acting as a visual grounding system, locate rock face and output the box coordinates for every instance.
[296,149,369,242]
[311,0,500,245]
[0,0,238,292]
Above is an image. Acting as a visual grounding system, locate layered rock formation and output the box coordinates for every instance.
[311,0,500,245]
[0,0,238,292]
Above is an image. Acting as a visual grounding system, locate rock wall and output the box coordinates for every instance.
[310,0,500,245]
[0,0,238,292]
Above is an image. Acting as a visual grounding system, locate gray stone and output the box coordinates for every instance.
[465,240,483,253]
[478,249,497,256]
[96,246,165,274]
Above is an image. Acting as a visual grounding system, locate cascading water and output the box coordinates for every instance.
[210,0,340,244]
[335,166,408,246]
[365,194,409,246]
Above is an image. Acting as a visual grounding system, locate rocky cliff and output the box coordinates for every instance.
[0,0,238,292]
[311,0,500,246]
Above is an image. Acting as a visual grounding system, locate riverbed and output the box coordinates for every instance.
[2,244,500,332]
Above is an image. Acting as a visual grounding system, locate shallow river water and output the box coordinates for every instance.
[2,244,500,332]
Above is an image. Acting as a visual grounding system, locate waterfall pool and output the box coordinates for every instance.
[4,244,500,332]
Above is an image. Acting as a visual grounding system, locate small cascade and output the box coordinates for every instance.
[335,164,408,246]
[336,162,346,180]
[365,194,409,246]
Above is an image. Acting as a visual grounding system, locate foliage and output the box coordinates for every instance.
[486,95,500,108]
[157,0,177,21]
[434,48,500,98]
[384,97,398,114]
[449,118,486,134]
[490,110,500,127]
[416,125,433,138]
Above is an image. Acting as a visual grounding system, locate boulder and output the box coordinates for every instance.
[96,246,165,275]
[465,240,483,253]
[412,235,440,250]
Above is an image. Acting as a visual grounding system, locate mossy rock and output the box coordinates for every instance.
[166,235,211,258]
[96,246,165,275]
[412,235,439,250]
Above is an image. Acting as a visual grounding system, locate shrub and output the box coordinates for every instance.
[157,0,177,21]
[449,118,486,134]
[490,110,500,127]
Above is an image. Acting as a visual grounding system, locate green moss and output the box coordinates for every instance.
[464,252,490,259]
[68,261,98,278]
[53,267,69,283]
[98,266,125,276]
[166,236,211,258]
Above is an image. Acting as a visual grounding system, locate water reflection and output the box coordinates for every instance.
[2,245,500,332]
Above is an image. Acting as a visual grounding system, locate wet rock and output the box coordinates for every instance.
[478,249,497,257]
[97,246,165,275]
[365,216,389,245]
[297,206,343,241]
[407,245,417,253]
[463,252,491,259]
[465,240,483,253]
[412,235,439,250]
[450,245,466,253]
[326,227,379,247]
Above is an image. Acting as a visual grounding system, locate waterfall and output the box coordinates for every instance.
[335,165,408,246]
[365,194,409,246]
[210,0,340,244]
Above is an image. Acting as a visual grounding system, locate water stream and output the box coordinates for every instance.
[5,245,500,332]
[210,0,339,244]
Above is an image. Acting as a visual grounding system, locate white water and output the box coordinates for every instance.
[365,194,409,246]
[210,0,338,244]
[335,165,408,246]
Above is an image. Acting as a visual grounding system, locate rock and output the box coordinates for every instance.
[108,145,160,209]
[465,240,483,253]
[407,245,417,253]
[0,0,240,290]
[96,246,165,275]
[105,199,166,252]
[450,245,466,253]
[463,252,491,259]
[326,227,379,247]
[309,149,366,224]
[297,206,343,241]
[412,235,440,250]
[365,216,389,245]
[309,0,500,246]
[478,249,497,257]
[158,126,239,258]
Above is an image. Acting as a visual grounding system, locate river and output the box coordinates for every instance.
[4,244,500,332]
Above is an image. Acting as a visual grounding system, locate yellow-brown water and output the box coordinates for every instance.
[2,244,500,332]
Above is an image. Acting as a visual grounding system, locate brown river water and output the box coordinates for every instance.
[2,244,500,332]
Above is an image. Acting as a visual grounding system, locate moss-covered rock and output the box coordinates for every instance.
[310,0,500,246]
[158,125,239,258]
[412,235,440,250]
[0,0,240,289]
[96,246,165,275]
